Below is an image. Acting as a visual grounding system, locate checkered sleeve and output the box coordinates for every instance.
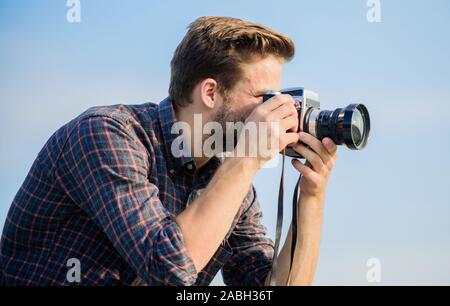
[222,186,274,286]
[56,115,198,285]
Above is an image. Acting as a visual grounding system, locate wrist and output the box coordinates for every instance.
[297,192,325,220]
[299,190,325,203]
[225,154,261,175]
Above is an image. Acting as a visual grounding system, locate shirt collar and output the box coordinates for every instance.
[157,97,224,176]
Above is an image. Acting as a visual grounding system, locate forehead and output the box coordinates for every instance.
[239,55,283,94]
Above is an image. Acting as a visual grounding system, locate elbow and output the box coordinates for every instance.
[139,218,199,286]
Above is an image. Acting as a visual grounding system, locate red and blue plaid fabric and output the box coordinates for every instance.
[0,98,274,286]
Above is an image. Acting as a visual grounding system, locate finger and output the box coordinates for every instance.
[280,115,298,133]
[298,132,331,164]
[270,101,298,120]
[262,93,295,112]
[283,132,300,148]
[291,158,317,179]
[292,143,325,172]
[322,137,338,156]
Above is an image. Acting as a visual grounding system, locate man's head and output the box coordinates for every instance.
[169,16,295,127]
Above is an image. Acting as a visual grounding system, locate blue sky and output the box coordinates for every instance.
[1,0,449,285]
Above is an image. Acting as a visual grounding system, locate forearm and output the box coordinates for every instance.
[176,156,260,272]
[265,193,324,286]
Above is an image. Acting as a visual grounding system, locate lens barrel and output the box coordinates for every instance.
[306,104,370,150]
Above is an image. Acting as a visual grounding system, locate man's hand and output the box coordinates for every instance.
[290,132,338,198]
[234,94,299,165]
[268,132,338,286]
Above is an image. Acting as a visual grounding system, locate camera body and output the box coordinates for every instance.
[263,87,320,158]
[263,87,371,158]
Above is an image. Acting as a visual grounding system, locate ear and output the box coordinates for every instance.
[199,78,219,109]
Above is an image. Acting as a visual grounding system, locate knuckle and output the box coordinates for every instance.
[312,155,322,166]
[281,94,293,104]
[285,94,295,102]
[289,116,297,125]
[321,147,330,158]
[257,109,267,119]
[294,143,303,152]
[273,94,283,103]
[303,132,312,140]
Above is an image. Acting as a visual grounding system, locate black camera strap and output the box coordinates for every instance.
[269,151,303,286]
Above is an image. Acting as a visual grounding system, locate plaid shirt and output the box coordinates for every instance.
[0,97,274,286]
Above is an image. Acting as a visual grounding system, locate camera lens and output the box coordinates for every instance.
[351,108,364,147]
[306,104,370,150]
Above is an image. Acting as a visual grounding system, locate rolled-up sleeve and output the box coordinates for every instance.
[56,115,198,285]
[222,186,274,286]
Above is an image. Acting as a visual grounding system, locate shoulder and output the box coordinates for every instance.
[56,102,162,162]
[77,102,159,128]
[62,102,159,142]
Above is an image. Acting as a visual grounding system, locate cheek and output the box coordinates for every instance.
[241,99,260,117]
[232,96,258,111]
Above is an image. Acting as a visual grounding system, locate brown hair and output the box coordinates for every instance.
[169,16,295,107]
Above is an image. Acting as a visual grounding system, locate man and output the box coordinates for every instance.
[0,16,337,286]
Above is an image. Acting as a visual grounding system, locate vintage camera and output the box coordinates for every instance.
[263,87,371,158]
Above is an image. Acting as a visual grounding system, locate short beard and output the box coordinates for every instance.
[213,96,248,152]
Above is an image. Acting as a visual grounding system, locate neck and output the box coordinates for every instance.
[174,104,211,169]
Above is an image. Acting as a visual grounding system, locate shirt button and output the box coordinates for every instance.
[186,163,193,171]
